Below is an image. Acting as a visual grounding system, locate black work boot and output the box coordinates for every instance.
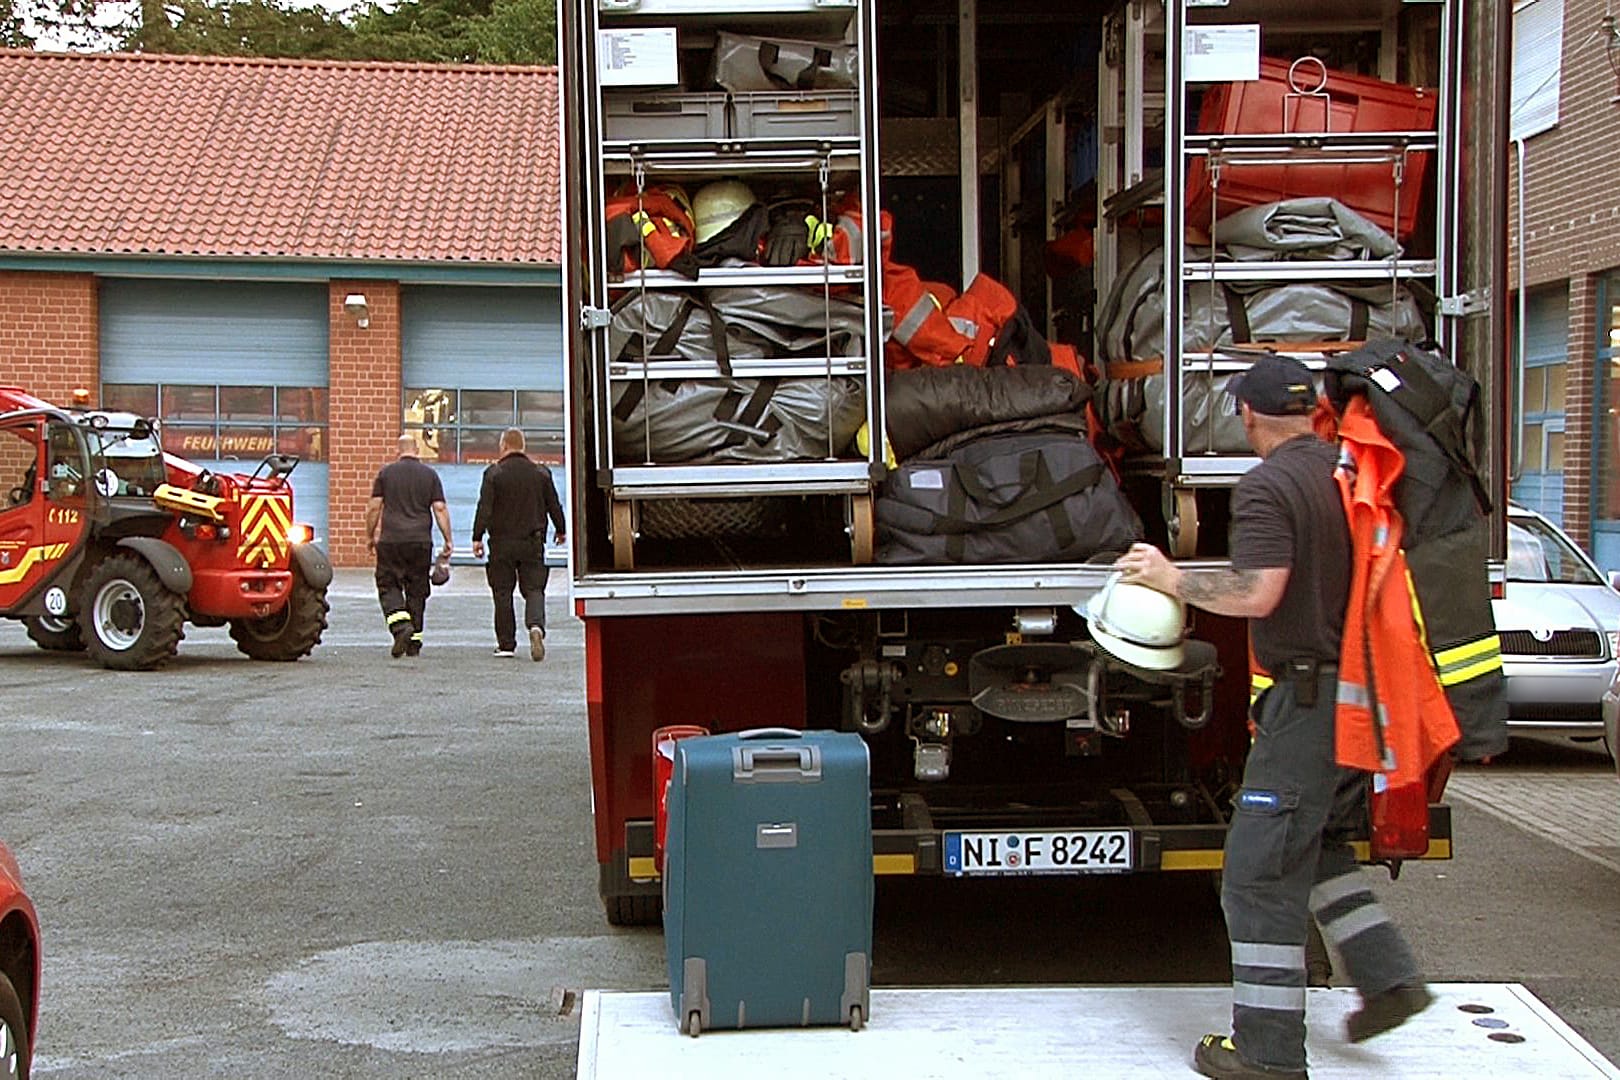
[1346,984,1433,1042]
[1193,1035,1307,1079]
[390,624,411,658]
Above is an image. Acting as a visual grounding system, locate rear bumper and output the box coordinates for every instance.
[609,804,1454,889]
[187,569,293,619]
[1501,657,1610,736]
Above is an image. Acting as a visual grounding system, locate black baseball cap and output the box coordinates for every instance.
[1228,354,1317,416]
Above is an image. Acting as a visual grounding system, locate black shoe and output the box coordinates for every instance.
[1193,1035,1306,1079]
[390,626,411,658]
[406,644,422,658]
[1346,984,1433,1043]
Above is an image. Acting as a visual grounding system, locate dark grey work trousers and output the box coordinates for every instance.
[1223,673,1422,1072]
[485,535,549,652]
[375,541,433,649]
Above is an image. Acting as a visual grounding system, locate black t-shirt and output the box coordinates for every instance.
[1230,434,1350,672]
[371,457,445,544]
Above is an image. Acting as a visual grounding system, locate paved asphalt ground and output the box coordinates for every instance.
[2,568,1618,1077]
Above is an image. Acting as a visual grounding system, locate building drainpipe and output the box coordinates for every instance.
[1513,135,1526,486]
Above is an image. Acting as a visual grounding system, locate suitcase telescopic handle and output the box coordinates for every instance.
[732,742,823,782]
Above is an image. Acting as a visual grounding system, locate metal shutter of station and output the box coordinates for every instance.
[1511,283,1567,523]
[401,286,566,558]
[99,279,330,544]
[1511,0,1563,141]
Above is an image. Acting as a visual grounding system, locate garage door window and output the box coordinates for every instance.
[101,383,329,464]
[403,388,564,466]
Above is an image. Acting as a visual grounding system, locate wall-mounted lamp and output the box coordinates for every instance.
[343,293,370,330]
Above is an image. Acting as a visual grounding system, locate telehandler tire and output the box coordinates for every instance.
[22,615,85,652]
[80,554,187,671]
[227,570,330,662]
[0,969,30,1080]
[602,894,661,927]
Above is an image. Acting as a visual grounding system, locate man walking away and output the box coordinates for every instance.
[366,434,453,659]
[1111,355,1430,1079]
[471,428,566,661]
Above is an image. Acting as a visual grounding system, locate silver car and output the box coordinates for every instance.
[1494,505,1620,758]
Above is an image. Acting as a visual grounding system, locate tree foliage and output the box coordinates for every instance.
[15,0,557,64]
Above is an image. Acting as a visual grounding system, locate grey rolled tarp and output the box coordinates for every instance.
[1213,197,1403,262]
[609,284,866,370]
[609,284,867,465]
[1096,196,1426,366]
[612,375,865,464]
[1101,368,1324,454]
[1098,246,1429,366]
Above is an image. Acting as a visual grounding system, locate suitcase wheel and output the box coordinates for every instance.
[685,1010,702,1038]
[848,1004,864,1032]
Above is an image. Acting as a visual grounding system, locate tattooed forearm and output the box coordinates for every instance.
[1176,569,1262,605]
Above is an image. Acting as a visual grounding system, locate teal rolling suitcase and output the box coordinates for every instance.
[664,727,873,1036]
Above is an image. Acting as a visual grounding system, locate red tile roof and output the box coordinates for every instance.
[0,49,561,265]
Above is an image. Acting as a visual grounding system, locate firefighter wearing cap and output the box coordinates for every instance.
[1113,354,1430,1079]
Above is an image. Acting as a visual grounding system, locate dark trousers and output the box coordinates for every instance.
[1223,674,1421,1072]
[486,535,549,651]
[376,541,433,650]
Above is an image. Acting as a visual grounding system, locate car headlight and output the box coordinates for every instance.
[1608,630,1620,660]
[287,523,314,546]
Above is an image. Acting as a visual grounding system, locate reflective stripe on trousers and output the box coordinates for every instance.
[1311,868,1400,951]
[1231,940,1307,1014]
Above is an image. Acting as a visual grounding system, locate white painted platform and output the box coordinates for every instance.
[577,984,1620,1079]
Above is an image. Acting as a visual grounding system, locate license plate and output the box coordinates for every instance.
[943,829,1133,876]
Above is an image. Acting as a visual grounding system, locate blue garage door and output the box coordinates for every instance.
[99,279,331,544]
[401,286,566,562]
[1510,284,1568,525]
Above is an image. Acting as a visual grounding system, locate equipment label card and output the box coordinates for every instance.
[1184,24,1260,83]
[598,28,679,87]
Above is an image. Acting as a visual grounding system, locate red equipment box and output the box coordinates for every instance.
[652,724,709,873]
[1184,56,1437,242]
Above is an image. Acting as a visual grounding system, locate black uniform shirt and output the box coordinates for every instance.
[371,457,445,545]
[1230,434,1351,672]
[472,452,565,544]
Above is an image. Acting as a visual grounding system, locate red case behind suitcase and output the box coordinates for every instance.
[1185,57,1437,242]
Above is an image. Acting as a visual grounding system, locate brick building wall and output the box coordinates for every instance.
[0,271,99,405]
[326,281,402,567]
[1511,0,1620,288]
[1510,0,1620,550]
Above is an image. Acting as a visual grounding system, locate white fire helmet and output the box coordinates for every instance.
[692,179,757,243]
[1083,573,1187,670]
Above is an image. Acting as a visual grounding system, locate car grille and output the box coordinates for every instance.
[1498,629,1606,659]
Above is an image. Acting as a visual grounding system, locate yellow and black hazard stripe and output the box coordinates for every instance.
[237,494,292,568]
[0,542,71,585]
[1433,634,1503,687]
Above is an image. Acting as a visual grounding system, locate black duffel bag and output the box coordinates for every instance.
[876,431,1143,565]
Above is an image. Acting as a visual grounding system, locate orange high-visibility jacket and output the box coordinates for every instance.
[605,186,697,275]
[1334,396,1461,786]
